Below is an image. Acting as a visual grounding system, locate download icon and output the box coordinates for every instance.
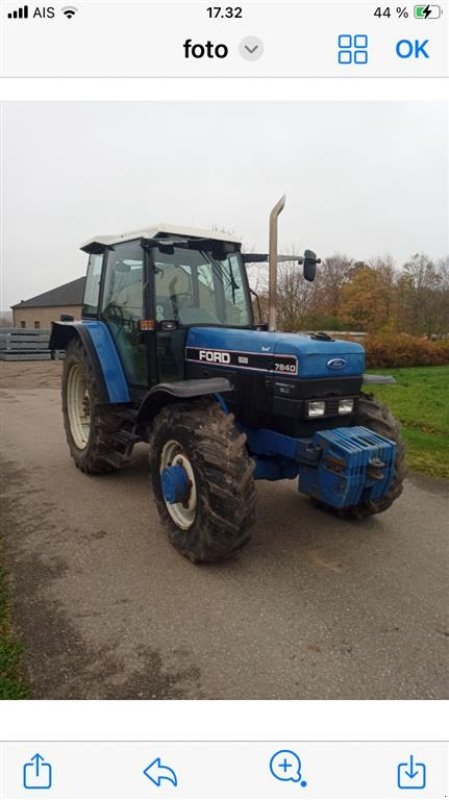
[397,755,426,790]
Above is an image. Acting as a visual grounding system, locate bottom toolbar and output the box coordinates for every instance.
[0,741,447,799]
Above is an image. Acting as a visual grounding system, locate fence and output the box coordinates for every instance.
[0,328,64,361]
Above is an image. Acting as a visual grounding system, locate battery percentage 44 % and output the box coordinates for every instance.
[374,6,410,17]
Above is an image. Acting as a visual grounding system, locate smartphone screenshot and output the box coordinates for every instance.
[0,1,448,799]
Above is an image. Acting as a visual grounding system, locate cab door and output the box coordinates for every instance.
[101,241,148,387]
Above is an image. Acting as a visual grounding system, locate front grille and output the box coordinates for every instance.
[273,375,363,400]
[325,397,340,416]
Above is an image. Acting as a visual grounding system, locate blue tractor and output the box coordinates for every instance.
[50,197,406,562]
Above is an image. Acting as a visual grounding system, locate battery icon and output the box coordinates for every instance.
[414,4,442,18]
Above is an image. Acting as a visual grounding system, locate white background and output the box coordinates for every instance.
[2,1,447,77]
[0,0,448,773]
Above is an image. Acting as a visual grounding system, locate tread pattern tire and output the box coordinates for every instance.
[149,399,256,563]
[62,338,136,474]
[312,392,407,519]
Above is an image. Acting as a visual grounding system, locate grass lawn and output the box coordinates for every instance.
[0,552,28,698]
[367,365,449,479]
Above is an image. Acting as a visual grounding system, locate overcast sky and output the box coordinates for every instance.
[2,101,448,310]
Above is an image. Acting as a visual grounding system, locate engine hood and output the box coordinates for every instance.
[186,327,365,379]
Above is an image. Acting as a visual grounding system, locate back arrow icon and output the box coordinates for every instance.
[143,757,178,787]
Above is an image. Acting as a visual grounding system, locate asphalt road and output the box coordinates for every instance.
[1,378,448,699]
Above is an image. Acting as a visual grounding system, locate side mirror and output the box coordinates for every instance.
[302,249,321,282]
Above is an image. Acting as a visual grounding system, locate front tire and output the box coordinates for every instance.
[149,400,256,563]
[62,338,135,474]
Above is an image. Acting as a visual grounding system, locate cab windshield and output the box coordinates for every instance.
[153,244,252,327]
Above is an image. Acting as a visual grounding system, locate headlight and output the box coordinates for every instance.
[338,398,355,415]
[307,400,326,418]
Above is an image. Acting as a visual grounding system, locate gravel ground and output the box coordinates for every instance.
[0,360,63,389]
[1,362,448,699]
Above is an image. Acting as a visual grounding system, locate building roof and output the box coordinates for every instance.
[12,276,86,310]
[81,223,241,252]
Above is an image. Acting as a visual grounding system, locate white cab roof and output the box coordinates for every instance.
[81,223,241,251]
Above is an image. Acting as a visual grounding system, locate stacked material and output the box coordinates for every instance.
[0,328,64,361]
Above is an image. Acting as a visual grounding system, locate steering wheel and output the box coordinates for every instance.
[103,302,127,330]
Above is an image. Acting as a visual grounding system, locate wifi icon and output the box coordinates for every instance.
[62,6,78,18]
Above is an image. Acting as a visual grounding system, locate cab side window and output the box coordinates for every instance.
[102,244,143,321]
[82,254,103,318]
[101,242,146,385]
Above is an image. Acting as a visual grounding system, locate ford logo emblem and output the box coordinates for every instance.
[327,358,347,370]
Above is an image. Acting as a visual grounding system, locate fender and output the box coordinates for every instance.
[49,321,130,403]
[137,378,233,424]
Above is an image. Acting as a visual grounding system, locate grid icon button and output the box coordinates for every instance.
[337,34,369,65]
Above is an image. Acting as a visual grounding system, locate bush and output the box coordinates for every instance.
[361,334,449,368]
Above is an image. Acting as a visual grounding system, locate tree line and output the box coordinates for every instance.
[252,253,449,337]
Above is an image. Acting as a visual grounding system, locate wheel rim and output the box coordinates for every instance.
[159,440,197,530]
[67,363,91,450]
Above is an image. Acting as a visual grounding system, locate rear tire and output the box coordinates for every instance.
[62,338,135,474]
[149,399,256,563]
[311,392,407,519]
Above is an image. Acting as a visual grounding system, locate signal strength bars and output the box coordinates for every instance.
[7,4,28,18]
[8,4,28,18]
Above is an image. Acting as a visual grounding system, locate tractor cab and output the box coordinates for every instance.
[81,226,253,393]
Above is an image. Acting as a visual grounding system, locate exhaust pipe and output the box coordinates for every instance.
[268,194,286,331]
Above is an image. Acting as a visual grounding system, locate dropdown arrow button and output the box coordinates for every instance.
[239,36,264,61]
